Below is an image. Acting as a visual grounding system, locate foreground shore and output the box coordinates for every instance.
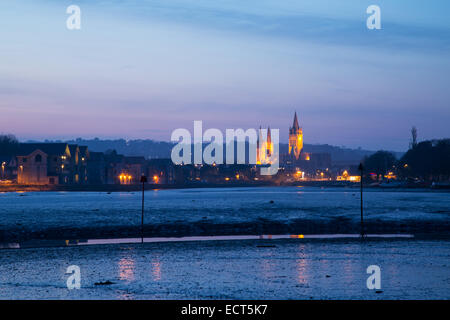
[1,238,449,299]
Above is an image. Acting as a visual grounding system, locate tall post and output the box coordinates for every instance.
[358,163,364,238]
[140,175,147,244]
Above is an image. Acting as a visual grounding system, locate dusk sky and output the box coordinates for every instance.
[1,0,449,151]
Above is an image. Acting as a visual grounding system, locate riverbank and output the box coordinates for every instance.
[0,181,274,192]
[1,180,449,193]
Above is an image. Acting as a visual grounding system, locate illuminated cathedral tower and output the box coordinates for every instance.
[266,127,273,156]
[288,112,303,160]
[257,126,273,164]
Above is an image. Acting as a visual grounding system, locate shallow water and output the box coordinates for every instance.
[0,238,448,299]
[0,187,448,299]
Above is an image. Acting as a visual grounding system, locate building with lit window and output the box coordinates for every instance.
[16,144,68,184]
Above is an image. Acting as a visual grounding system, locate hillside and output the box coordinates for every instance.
[31,138,403,166]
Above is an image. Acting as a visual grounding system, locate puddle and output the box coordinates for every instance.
[0,233,414,250]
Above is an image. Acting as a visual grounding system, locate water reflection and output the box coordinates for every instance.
[296,244,309,285]
[151,259,162,281]
[343,254,353,276]
[260,247,277,279]
[118,257,135,281]
[261,258,276,279]
[341,252,357,284]
[117,291,135,300]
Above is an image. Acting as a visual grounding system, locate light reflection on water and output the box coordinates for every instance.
[117,292,135,300]
[151,259,162,282]
[296,244,308,285]
[117,251,162,283]
[118,257,135,281]
[343,255,353,277]
[260,255,276,280]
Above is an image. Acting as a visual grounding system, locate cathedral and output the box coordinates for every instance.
[255,112,331,175]
[256,112,303,165]
[256,126,273,165]
[288,112,303,160]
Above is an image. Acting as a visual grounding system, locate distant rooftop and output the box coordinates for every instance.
[17,143,69,157]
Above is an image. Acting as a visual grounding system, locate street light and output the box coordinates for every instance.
[140,175,148,244]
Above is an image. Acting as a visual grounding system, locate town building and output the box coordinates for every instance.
[16,143,72,185]
[79,146,89,184]
[14,143,92,185]
[87,152,107,185]
[147,158,178,184]
[0,155,17,182]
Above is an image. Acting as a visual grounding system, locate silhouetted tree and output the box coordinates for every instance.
[363,151,397,180]
[410,126,418,149]
[400,139,450,181]
[0,134,19,156]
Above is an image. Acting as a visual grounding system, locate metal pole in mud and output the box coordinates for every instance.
[140,175,147,244]
[358,163,364,238]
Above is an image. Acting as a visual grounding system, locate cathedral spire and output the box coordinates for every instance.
[292,112,299,131]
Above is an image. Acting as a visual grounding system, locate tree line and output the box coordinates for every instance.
[0,134,19,156]
[363,136,450,182]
